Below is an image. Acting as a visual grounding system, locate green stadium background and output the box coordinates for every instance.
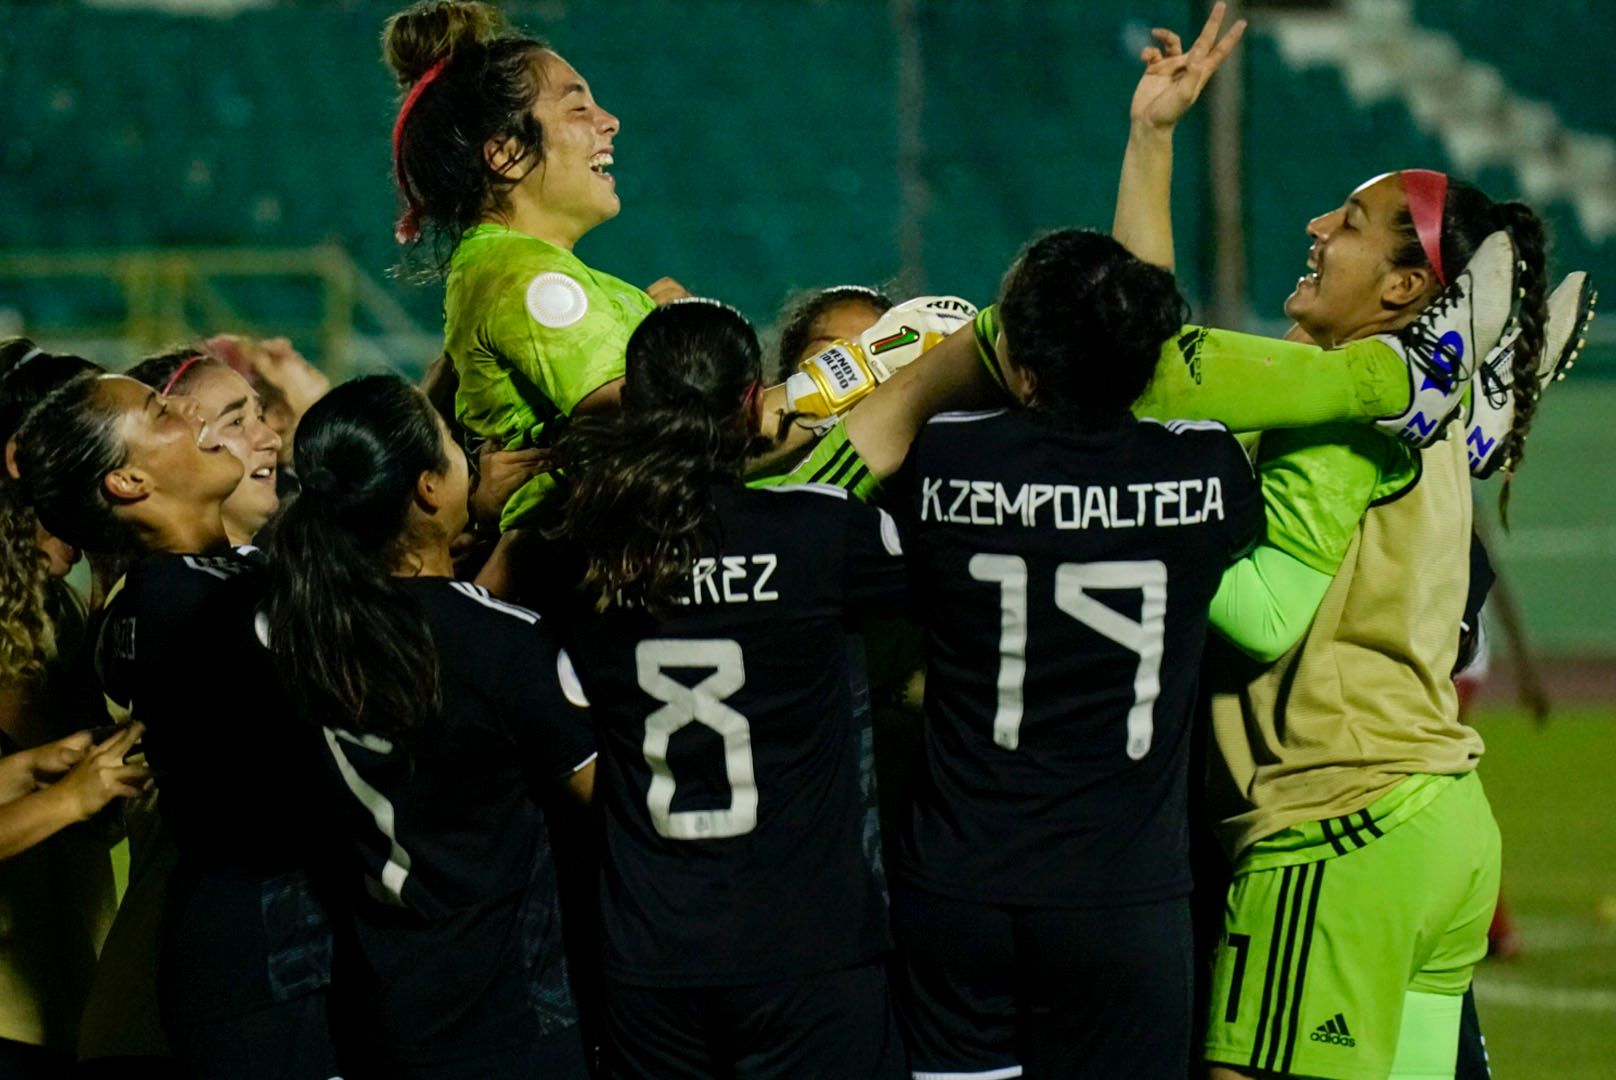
[1,0,1612,659]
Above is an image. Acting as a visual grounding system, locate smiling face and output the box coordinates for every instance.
[177,364,282,543]
[98,374,243,511]
[1284,173,1439,346]
[519,51,621,244]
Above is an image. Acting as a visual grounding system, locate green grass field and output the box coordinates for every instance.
[1468,705,1616,1078]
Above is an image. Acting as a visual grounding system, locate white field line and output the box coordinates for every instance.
[1510,917,1616,952]
[1469,917,1616,1012]
[1472,977,1616,1013]
[1490,525,1616,561]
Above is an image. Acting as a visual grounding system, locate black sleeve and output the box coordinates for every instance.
[97,557,230,712]
[1216,433,1264,564]
[840,499,910,614]
[494,618,596,784]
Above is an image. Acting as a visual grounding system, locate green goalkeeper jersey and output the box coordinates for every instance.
[444,224,656,528]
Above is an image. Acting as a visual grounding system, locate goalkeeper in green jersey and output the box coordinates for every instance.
[385,1,670,529]
[1110,8,1593,1079]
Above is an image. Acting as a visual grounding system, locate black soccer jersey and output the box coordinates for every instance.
[889,409,1262,907]
[301,579,595,1066]
[551,482,907,988]
[96,549,333,1024]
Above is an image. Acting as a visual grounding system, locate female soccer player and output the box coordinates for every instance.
[880,229,1266,1080]
[0,341,148,1078]
[542,299,912,1079]
[1112,10,1590,1078]
[386,0,689,528]
[127,350,283,545]
[775,284,893,374]
[12,372,338,1079]
[262,374,596,1079]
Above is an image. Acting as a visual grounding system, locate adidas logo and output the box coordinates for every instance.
[1310,1013,1356,1047]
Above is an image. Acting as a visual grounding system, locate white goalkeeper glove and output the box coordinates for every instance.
[786,295,977,425]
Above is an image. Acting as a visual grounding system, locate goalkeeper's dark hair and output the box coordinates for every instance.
[384,1,552,272]
[1389,177,1549,526]
[775,284,894,374]
[551,300,776,615]
[999,228,1188,428]
[264,374,445,740]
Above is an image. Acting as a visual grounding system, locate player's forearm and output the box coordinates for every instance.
[1112,123,1176,270]
[844,326,1004,479]
[0,786,82,862]
[1137,329,1411,431]
[0,751,39,805]
[1209,543,1334,663]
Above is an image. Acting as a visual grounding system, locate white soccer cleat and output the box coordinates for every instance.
[1375,230,1519,447]
[1464,272,1596,477]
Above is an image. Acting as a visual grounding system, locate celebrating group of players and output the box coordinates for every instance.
[0,1,1600,1078]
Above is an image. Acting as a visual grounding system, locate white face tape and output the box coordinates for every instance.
[525,272,590,329]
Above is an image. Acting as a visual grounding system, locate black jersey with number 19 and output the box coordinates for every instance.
[890,409,1262,907]
[551,482,907,988]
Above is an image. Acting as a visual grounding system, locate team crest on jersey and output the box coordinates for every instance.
[526,272,589,329]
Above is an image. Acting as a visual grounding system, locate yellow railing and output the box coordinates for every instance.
[0,246,429,378]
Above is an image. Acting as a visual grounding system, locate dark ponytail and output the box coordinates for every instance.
[1392,179,1550,525]
[999,228,1189,426]
[551,300,773,615]
[383,1,551,267]
[0,341,100,685]
[264,374,448,737]
[12,372,132,554]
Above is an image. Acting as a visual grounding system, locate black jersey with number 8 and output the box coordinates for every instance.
[553,483,908,988]
[891,409,1262,908]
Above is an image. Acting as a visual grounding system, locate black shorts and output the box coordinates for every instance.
[165,992,338,1080]
[337,1025,589,1080]
[601,961,905,1079]
[889,885,1192,1079]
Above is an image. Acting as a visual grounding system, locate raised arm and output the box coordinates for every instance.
[1112,2,1246,269]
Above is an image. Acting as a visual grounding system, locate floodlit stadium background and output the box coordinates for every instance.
[3,0,1613,1074]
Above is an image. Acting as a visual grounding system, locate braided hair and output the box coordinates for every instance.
[1390,175,1549,525]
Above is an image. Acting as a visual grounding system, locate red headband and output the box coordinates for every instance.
[1401,169,1450,286]
[392,59,449,243]
[160,354,207,397]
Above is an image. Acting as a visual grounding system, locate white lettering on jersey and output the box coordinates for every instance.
[525,271,589,329]
[323,727,411,906]
[919,477,1227,530]
[683,555,781,606]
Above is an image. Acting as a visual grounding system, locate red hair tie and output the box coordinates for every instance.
[161,354,207,397]
[392,58,449,244]
[1401,169,1450,286]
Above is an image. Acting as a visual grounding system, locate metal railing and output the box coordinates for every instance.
[0,246,434,377]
